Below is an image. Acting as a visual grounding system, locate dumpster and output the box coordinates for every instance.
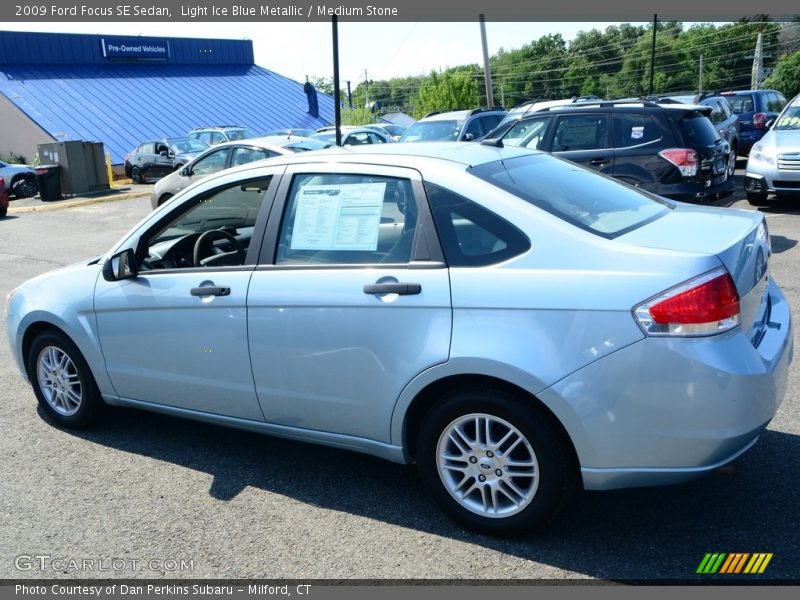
[36,165,62,201]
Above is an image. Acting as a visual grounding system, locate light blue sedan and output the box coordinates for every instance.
[5,143,792,536]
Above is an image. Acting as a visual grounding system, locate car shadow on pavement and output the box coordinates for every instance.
[53,404,800,581]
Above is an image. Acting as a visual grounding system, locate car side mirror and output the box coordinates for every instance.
[102,248,138,282]
[180,167,191,177]
[463,133,475,142]
[159,150,169,157]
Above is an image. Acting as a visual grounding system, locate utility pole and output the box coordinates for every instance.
[346,80,352,109]
[479,14,494,107]
[751,32,764,89]
[332,16,341,146]
[648,14,657,96]
[500,82,505,108]
[699,55,704,93]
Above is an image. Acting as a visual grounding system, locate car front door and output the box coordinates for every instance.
[549,113,614,174]
[94,170,282,420]
[247,164,452,443]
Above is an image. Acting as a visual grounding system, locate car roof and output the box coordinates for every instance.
[222,142,539,177]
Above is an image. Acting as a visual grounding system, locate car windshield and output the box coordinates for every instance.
[400,120,463,142]
[469,154,671,238]
[381,124,406,136]
[168,138,208,153]
[774,106,800,131]
[226,128,258,141]
[311,132,337,143]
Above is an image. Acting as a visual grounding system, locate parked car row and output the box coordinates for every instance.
[126,88,792,208]
[149,135,331,208]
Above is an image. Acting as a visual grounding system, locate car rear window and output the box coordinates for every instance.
[468,154,671,239]
[401,120,463,142]
[676,114,720,146]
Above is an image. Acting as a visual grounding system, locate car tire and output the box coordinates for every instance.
[157,193,173,206]
[27,330,102,429]
[746,191,769,205]
[727,144,738,178]
[0,206,7,218]
[416,386,576,536]
[131,166,144,184]
[11,176,38,199]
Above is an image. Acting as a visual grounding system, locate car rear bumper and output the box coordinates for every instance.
[539,278,792,491]
[657,174,736,202]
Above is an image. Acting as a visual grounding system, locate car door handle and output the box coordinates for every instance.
[590,158,610,166]
[363,283,421,295]
[190,286,230,297]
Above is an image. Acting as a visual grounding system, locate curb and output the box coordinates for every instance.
[10,190,149,214]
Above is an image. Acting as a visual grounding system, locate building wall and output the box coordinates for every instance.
[0,93,54,163]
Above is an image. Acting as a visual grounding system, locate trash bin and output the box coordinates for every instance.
[35,165,62,201]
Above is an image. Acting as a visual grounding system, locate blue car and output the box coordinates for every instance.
[5,143,792,536]
[722,90,788,155]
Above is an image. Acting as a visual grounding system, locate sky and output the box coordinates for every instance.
[1,21,628,85]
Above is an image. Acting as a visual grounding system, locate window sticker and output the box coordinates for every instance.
[291,182,386,251]
[631,126,644,140]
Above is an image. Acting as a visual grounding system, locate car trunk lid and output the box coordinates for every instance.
[619,203,770,337]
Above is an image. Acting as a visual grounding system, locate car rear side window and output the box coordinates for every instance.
[613,113,663,147]
[677,114,720,145]
[425,183,530,267]
[276,174,417,265]
[469,154,670,239]
[766,93,787,113]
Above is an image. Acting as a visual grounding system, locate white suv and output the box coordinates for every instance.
[187,126,259,146]
[398,108,507,143]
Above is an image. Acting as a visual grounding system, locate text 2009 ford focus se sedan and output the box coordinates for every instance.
[5,143,792,536]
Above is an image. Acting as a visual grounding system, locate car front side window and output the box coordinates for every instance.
[140,177,273,270]
[191,149,229,177]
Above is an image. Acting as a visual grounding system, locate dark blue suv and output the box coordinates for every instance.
[721,90,787,155]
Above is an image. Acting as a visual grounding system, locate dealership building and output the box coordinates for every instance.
[0,31,334,165]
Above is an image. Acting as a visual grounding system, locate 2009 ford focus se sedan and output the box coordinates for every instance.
[5,142,792,536]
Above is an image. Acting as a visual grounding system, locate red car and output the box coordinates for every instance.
[0,175,10,218]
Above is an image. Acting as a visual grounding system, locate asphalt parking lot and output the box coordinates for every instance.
[1,166,798,581]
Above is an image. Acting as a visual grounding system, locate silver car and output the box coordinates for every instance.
[6,143,792,536]
[150,136,328,208]
[744,93,800,204]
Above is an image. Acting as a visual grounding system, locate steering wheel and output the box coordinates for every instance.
[192,229,246,267]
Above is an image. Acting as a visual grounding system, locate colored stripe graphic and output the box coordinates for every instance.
[744,553,773,574]
[697,553,726,574]
[697,553,773,574]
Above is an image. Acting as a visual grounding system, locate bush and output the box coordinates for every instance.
[764,51,800,99]
[0,151,29,164]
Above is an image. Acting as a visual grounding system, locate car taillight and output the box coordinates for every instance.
[753,113,767,129]
[0,176,4,186]
[124,153,130,162]
[634,268,740,336]
[659,148,698,177]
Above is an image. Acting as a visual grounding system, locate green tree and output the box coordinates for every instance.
[764,50,800,97]
[414,70,480,118]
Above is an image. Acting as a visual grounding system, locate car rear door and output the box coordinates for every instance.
[548,112,614,174]
[246,163,452,443]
